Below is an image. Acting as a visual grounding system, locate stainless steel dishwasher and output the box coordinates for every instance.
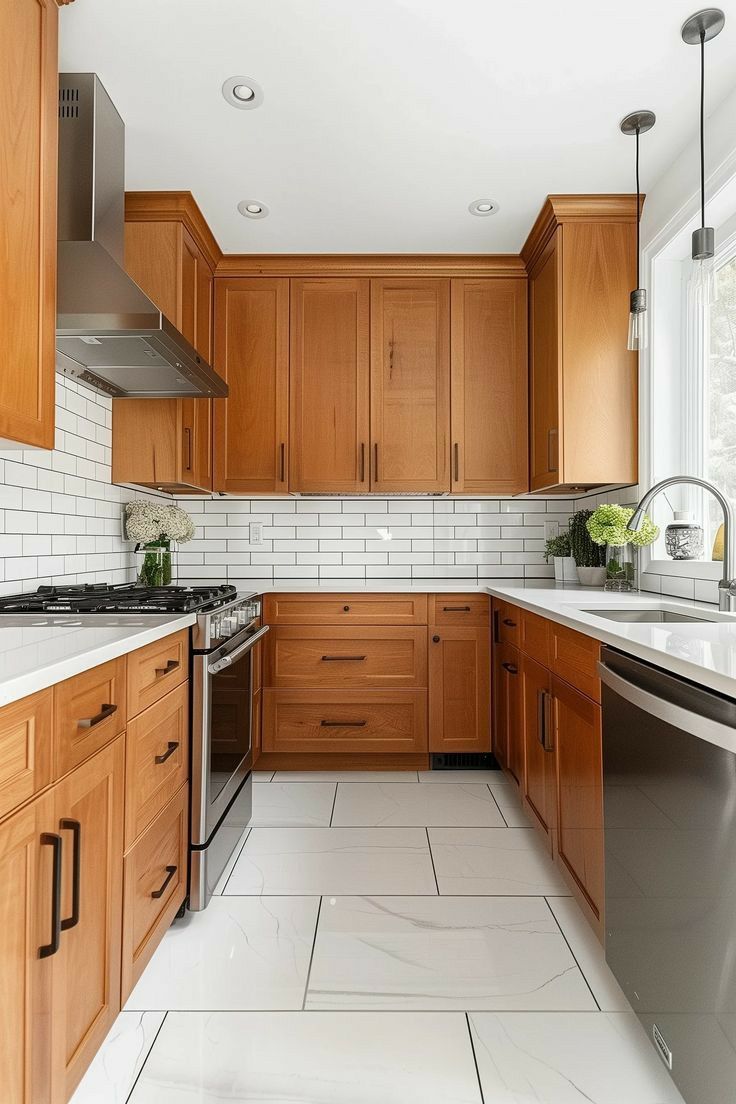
[600,646,736,1104]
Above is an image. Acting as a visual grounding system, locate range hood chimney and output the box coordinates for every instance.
[56,74,227,399]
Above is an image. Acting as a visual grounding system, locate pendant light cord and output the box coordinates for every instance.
[635,126,641,288]
[700,29,706,230]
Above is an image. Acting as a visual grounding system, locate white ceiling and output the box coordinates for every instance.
[59,0,736,254]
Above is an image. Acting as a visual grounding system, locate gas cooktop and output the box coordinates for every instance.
[0,583,238,614]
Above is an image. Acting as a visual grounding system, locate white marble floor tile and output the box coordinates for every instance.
[69,1011,165,1104]
[306,896,596,1010]
[546,896,631,1011]
[225,827,438,895]
[129,1011,483,1104]
[429,828,572,895]
[125,896,320,1011]
[250,781,337,826]
[332,782,506,827]
[252,770,274,782]
[469,1012,685,1103]
[211,828,250,895]
[419,770,507,784]
[488,782,535,827]
[274,770,419,782]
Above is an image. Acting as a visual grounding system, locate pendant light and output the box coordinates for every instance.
[682,8,726,306]
[620,110,655,351]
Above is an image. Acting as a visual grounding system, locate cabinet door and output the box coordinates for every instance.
[451,279,528,493]
[521,655,555,852]
[214,278,289,494]
[0,0,57,448]
[553,675,604,918]
[429,625,490,753]
[529,229,562,491]
[176,229,213,493]
[493,642,522,786]
[290,278,370,493]
[50,738,124,1104]
[0,792,54,1104]
[370,279,450,492]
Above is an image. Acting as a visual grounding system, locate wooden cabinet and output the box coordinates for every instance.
[520,654,556,852]
[213,278,289,494]
[127,629,189,717]
[428,625,490,754]
[493,641,523,787]
[290,278,370,493]
[266,626,427,689]
[54,657,127,779]
[264,592,428,626]
[524,197,638,493]
[0,689,53,822]
[0,0,58,450]
[450,279,528,493]
[125,683,188,848]
[370,279,450,492]
[263,689,427,754]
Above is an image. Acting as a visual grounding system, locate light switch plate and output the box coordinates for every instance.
[250,521,264,546]
[544,520,559,540]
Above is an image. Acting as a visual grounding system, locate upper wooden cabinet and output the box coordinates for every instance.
[213,278,289,494]
[451,279,528,494]
[370,279,451,493]
[0,0,58,449]
[523,197,639,493]
[290,278,370,493]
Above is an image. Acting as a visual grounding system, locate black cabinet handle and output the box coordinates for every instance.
[443,605,471,612]
[39,833,63,959]
[501,662,518,675]
[374,443,379,482]
[155,659,180,678]
[183,426,192,471]
[343,605,350,612]
[59,819,81,932]
[155,741,179,765]
[453,442,459,483]
[360,442,366,483]
[321,655,367,662]
[279,442,286,483]
[320,720,367,728]
[151,865,177,900]
[502,618,517,628]
[432,634,441,643]
[78,703,117,729]
[493,609,500,644]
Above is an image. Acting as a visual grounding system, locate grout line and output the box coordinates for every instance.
[328,783,339,827]
[465,1012,487,1104]
[486,783,509,827]
[425,827,441,895]
[124,1010,169,1103]
[301,896,324,1011]
[543,896,601,1011]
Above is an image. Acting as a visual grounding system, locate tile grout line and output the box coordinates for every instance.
[543,895,601,1011]
[425,827,441,895]
[485,782,509,827]
[328,783,339,827]
[465,1012,487,1104]
[301,896,324,1010]
[124,1010,170,1104]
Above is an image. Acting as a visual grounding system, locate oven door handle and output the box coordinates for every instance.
[208,625,270,675]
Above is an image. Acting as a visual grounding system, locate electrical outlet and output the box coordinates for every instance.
[544,520,559,540]
[250,521,264,546]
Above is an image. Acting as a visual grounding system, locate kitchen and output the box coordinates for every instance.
[3,1,736,1101]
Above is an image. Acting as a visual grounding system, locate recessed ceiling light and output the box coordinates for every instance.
[222,75,263,110]
[468,199,498,217]
[237,199,269,219]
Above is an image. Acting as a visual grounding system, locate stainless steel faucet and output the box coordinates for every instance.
[629,476,736,612]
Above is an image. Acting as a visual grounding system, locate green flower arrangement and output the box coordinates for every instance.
[586,504,659,548]
[544,531,571,562]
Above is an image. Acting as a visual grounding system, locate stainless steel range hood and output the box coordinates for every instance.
[56,74,227,399]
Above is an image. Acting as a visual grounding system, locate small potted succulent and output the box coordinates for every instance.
[586,503,659,592]
[125,501,196,587]
[569,509,607,586]
[544,530,577,583]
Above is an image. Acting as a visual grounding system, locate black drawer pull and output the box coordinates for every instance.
[502,618,517,628]
[343,605,350,612]
[39,833,63,959]
[155,659,180,678]
[78,702,117,729]
[321,655,367,662]
[59,819,81,931]
[151,865,177,900]
[155,741,179,765]
[320,720,367,728]
[501,662,518,675]
[432,635,441,643]
[443,605,471,612]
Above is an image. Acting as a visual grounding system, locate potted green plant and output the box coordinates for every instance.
[569,509,607,586]
[125,501,196,586]
[544,530,577,583]
[586,504,659,592]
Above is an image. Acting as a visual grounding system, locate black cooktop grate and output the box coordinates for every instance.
[0,583,237,614]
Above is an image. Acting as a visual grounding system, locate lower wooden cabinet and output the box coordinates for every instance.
[428,624,490,753]
[492,641,523,787]
[0,688,53,822]
[521,654,556,853]
[266,626,427,689]
[263,690,427,754]
[125,683,188,848]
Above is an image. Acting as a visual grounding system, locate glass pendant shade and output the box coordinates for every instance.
[627,304,648,350]
[620,111,655,353]
[689,254,718,308]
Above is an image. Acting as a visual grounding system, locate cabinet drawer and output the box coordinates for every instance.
[0,688,53,821]
[122,782,188,1001]
[519,610,550,666]
[263,690,427,753]
[265,626,427,688]
[127,629,189,718]
[54,656,127,778]
[430,593,488,627]
[493,600,520,646]
[550,623,601,702]
[263,592,428,625]
[125,682,188,848]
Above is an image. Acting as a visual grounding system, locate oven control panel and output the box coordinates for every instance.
[200,596,261,651]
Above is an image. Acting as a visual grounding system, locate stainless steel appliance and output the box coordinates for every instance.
[56,73,228,400]
[600,646,736,1104]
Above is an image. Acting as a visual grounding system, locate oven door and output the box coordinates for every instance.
[191,624,269,846]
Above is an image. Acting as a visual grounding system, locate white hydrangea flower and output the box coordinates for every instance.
[125,501,196,545]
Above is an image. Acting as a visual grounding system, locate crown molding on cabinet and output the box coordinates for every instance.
[214,254,528,278]
[124,191,222,273]
[522,193,642,274]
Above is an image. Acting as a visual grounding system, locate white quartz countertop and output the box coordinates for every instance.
[0,613,196,708]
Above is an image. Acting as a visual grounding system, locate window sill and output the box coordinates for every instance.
[645,558,723,580]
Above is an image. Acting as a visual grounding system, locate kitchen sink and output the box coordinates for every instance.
[582,607,716,624]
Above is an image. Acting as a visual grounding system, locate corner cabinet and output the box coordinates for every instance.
[0,0,59,449]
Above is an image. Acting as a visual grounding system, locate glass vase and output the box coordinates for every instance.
[136,540,173,588]
[604,544,638,592]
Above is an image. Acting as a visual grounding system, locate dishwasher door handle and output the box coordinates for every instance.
[598,661,736,754]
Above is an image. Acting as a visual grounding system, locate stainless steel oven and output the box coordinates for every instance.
[189,597,268,910]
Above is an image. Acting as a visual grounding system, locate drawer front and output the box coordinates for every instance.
[263,690,428,753]
[263,592,428,625]
[0,688,53,821]
[550,623,601,702]
[519,610,550,666]
[54,656,127,778]
[127,629,189,718]
[430,593,488,627]
[121,782,188,1000]
[125,682,188,848]
[265,626,427,688]
[493,600,521,646]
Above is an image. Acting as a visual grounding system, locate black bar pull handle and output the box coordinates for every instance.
[155,741,179,765]
[59,819,81,932]
[492,608,500,644]
[321,655,367,662]
[453,442,459,483]
[155,659,180,678]
[501,662,518,675]
[151,865,177,900]
[39,833,63,959]
[360,442,366,483]
[502,618,517,628]
[279,442,286,483]
[77,703,117,730]
[443,605,471,612]
[320,720,367,728]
